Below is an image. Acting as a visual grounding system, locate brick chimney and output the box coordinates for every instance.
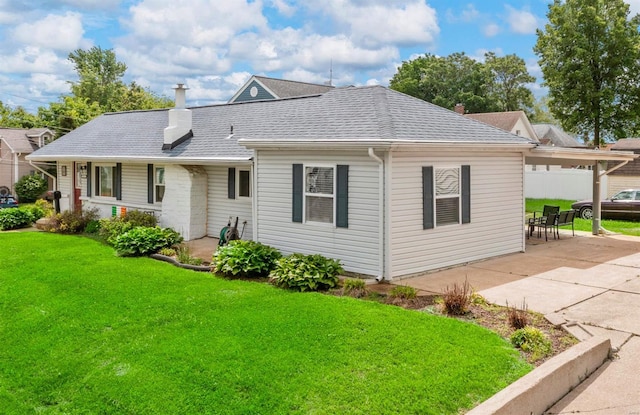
[454,103,465,114]
[163,84,193,150]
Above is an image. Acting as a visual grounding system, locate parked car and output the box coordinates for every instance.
[572,189,640,221]
[0,195,19,209]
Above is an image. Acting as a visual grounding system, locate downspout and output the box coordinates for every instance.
[14,152,20,193]
[368,148,385,282]
[251,155,258,242]
[29,161,57,192]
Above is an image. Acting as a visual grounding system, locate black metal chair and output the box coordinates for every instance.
[528,205,560,237]
[534,212,558,241]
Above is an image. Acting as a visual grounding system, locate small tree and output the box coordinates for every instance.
[14,175,48,203]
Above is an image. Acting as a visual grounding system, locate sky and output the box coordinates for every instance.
[2,0,640,113]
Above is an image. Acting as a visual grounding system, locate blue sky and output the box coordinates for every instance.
[1,0,639,113]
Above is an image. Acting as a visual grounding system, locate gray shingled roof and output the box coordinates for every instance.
[29,86,533,162]
[255,76,334,98]
[0,127,51,153]
[533,124,585,148]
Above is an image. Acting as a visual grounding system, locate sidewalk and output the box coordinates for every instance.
[398,231,640,414]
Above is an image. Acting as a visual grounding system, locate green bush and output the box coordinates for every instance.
[511,326,552,361]
[269,253,343,292]
[0,208,35,230]
[113,226,183,256]
[213,240,282,278]
[390,285,417,300]
[99,210,158,245]
[14,175,48,203]
[42,208,99,234]
[341,278,368,298]
[20,204,46,222]
[176,245,203,265]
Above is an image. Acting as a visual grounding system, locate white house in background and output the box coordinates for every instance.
[27,82,634,281]
[463,110,538,141]
[0,127,55,195]
[533,124,585,148]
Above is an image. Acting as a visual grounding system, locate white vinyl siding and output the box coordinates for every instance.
[390,151,524,278]
[205,166,253,241]
[255,150,380,276]
[607,175,640,198]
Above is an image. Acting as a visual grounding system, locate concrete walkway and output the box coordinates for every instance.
[398,231,640,414]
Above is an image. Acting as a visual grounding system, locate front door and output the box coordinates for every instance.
[73,162,82,211]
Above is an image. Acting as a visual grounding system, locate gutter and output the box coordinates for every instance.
[29,160,57,192]
[599,159,630,177]
[368,148,385,282]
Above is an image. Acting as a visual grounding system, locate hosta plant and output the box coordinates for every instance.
[212,240,281,278]
[269,253,343,292]
[113,226,183,256]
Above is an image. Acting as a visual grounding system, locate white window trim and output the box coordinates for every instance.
[303,163,336,226]
[94,163,117,199]
[237,168,252,199]
[154,166,165,203]
[433,165,461,227]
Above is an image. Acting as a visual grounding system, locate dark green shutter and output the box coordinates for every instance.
[115,163,122,200]
[292,164,303,222]
[95,166,100,197]
[86,162,92,197]
[336,165,349,228]
[228,168,236,199]
[422,166,434,230]
[147,164,154,203]
[461,165,470,224]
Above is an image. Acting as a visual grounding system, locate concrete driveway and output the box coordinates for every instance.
[398,231,640,414]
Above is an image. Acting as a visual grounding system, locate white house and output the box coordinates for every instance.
[27,83,634,280]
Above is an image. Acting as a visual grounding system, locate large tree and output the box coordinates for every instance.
[390,52,535,114]
[0,101,40,128]
[534,0,640,147]
[485,52,535,112]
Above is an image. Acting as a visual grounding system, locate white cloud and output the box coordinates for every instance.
[446,4,480,23]
[506,5,540,34]
[270,0,296,17]
[0,47,73,74]
[628,0,640,15]
[483,23,500,37]
[12,12,88,51]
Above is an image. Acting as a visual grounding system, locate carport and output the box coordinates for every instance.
[524,146,637,235]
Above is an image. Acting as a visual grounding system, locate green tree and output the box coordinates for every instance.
[534,0,640,147]
[529,96,559,125]
[15,175,48,203]
[485,52,535,113]
[38,96,103,137]
[0,101,41,128]
[390,52,535,114]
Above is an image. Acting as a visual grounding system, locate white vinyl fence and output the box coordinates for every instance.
[525,169,608,201]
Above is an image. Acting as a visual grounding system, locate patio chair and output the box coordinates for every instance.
[534,212,558,241]
[528,205,560,237]
[555,209,576,238]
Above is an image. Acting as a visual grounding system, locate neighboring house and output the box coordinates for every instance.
[463,110,539,141]
[28,84,633,281]
[607,138,640,195]
[228,75,334,103]
[533,124,585,148]
[0,127,54,195]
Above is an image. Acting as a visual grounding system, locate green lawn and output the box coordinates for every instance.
[0,232,531,414]
[526,198,640,236]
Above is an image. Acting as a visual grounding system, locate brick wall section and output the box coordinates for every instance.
[161,165,208,241]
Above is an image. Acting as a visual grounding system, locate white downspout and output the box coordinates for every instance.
[368,148,385,282]
[14,152,20,192]
[29,161,57,191]
[251,155,258,241]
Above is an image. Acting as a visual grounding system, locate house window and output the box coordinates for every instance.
[305,166,334,223]
[238,169,250,198]
[435,167,460,226]
[95,165,116,197]
[155,167,165,202]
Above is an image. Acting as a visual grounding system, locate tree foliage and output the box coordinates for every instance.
[1,47,172,137]
[390,52,535,114]
[534,0,640,146]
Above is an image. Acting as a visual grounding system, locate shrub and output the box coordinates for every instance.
[42,208,99,234]
[34,199,54,217]
[389,285,417,300]
[213,240,281,278]
[511,327,552,361]
[0,207,34,230]
[341,278,368,298]
[269,253,343,292]
[507,300,530,330]
[15,175,48,203]
[158,247,177,257]
[113,226,183,256]
[442,279,471,316]
[84,220,101,234]
[99,211,157,245]
[176,245,203,265]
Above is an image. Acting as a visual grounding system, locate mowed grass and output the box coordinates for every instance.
[526,198,640,236]
[0,232,531,414]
